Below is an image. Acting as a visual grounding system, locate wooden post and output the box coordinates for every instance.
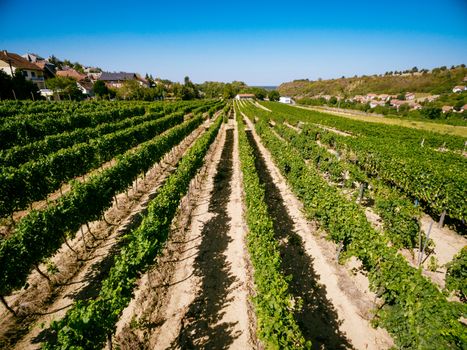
[358,182,367,202]
[107,333,113,350]
[420,138,425,147]
[418,221,433,267]
[438,210,447,228]
[336,241,344,261]
[12,89,17,100]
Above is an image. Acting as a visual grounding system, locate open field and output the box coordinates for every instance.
[297,105,467,138]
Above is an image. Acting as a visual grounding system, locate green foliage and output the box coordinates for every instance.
[260,101,467,223]
[421,106,442,119]
[43,115,223,349]
[0,104,208,298]
[0,104,146,149]
[45,76,84,100]
[92,80,111,98]
[445,247,467,301]
[235,102,310,349]
[0,70,40,100]
[239,101,467,349]
[268,90,280,101]
[0,112,186,217]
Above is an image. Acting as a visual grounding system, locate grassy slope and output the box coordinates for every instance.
[278,67,467,97]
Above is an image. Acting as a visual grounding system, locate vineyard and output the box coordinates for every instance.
[0,99,465,349]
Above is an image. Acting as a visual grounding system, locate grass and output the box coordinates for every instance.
[297,105,467,138]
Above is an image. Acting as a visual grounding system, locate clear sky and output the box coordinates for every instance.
[1,0,466,85]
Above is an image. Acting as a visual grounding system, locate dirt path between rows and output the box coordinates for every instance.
[114,120,256,349]
[0,121,209,350]
[244,116,393,349]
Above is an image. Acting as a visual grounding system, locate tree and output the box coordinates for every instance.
[421,106,442,119]
[0,70,40,100]
[93,80,110,98]
[268,90,280,101]
[46,76,83,100]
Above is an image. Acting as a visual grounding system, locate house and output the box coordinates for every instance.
[353,95,366,103]
[424,95,440,102]
[452,85,466,93]
[87,72,102,82]
[0,50,45,88]
[22,53,56,79]
[33,61,56,79]
[460,104,467,113]
[235,93,255,100]
[366,93,377,100]
[279,96,294,104]
[77,80,94,96]
[405,92,416,100]
[22,53,44,63]
[98,72,148,88]
[442,106,454,113]
[378,94,390,101]
[56,68,87,81]
[390,99,406,107]
[390,99,408,111]
[369,100,385,108]
[409,102,422,110]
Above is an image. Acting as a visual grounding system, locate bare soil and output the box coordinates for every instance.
[113,120,257,350]
[0,121,209,350]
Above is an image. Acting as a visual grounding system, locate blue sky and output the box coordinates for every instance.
[1,0,466,85]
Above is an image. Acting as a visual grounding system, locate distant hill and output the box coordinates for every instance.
[278,66,467,98]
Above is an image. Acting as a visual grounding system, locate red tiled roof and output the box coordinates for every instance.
[0,50,43,71]
[56,69,87,81]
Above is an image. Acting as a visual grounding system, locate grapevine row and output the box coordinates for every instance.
[0,105,146,149]
[259,102,467,225]
[43,115,223,349]
[270,120,421,249]
[0,110,167,168]
[235,103,309,349]
[240,105,466,349]
[0,115,204,299]
[0,112,185,218]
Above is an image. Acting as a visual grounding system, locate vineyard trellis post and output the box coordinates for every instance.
[438,209,446,228]
[418,221,433,268]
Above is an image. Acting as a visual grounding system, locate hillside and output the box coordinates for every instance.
[278,66,467,97]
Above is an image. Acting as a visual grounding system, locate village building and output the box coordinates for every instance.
[452,85,466,93]
[98,72,148,88]
[0,50,45,89]
[56,68,87,81]
[442,105,454,113]
[279,96,294,104]
[405,92,416,100]
[235,93,256,100]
